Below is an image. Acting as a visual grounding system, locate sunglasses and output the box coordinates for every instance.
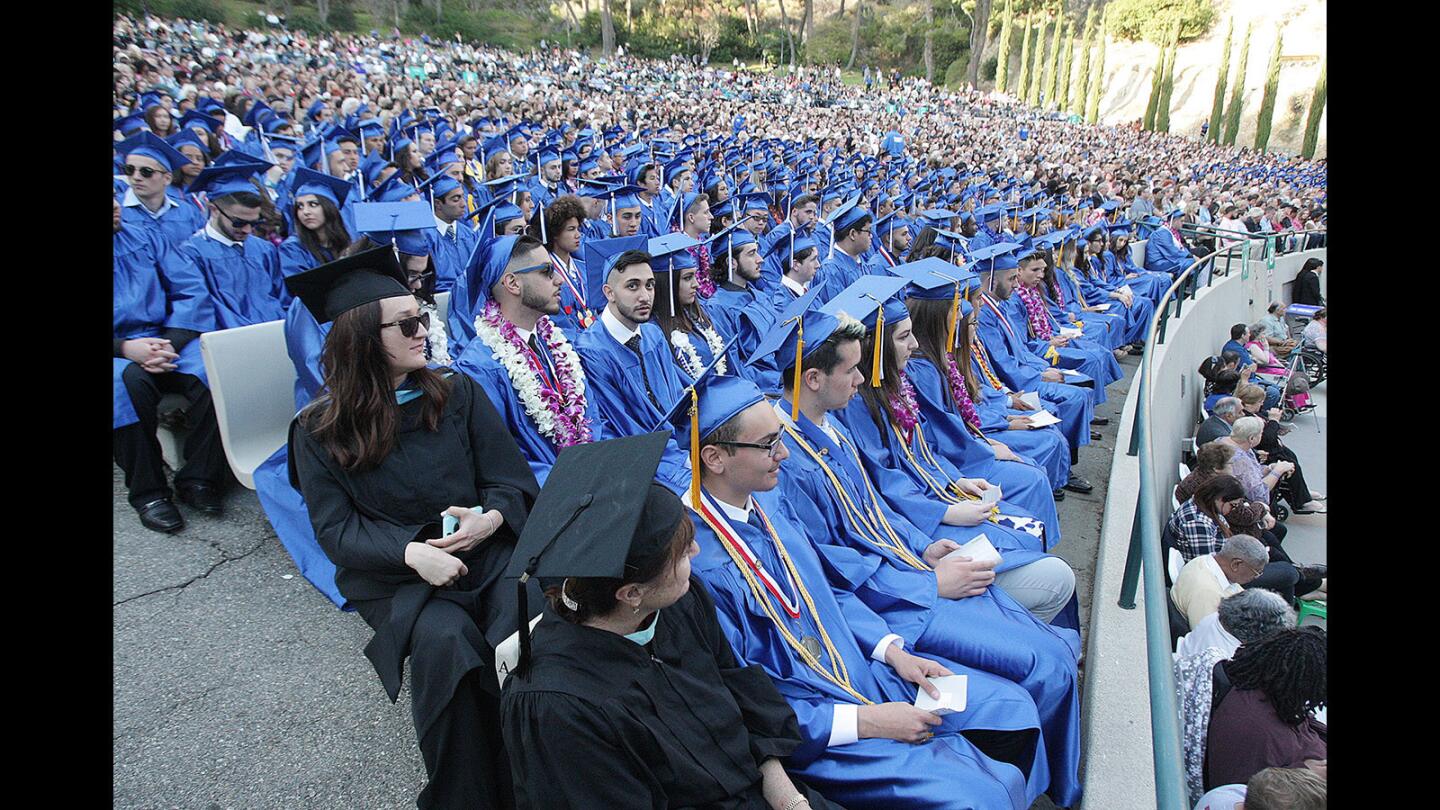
[379,311,431,338]
[123,164,169,178]
[713,435,785,458]
[216,207,266,230]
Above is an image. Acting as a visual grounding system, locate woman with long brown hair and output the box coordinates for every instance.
[286,246,539,809]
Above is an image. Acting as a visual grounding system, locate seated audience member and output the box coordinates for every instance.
[1167,474,1310,604]
[1202,368,1240,414]
[1196,396,1242,446]
[1217,417,1328,520]
[1243,324,1287,375]
[1234,384,1325,514]
[1300,308,1326,353]
[1221,324,1282,410]
[1205,628,1326,793]
[499,434,839,810]
[1178,440,1287,551]
[1169,533,1272,629]
[1291,258,1325,306]
[1256,302,1297,358]
[1194,765,1327,810]
[1175,587,1294,662]
[286,247,540,809]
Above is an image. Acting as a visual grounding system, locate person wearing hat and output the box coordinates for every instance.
[1105,224,1171,305]
[816,199,872,303]
[113,192,228,533]
[118,131,210,251]
[704,224,764,341]
[649,234,741,381]
[418,172,478,295]
[277,167,354,280]
[1143,206,1198,278]
[573,237,697,494]
[527,148,564,211]
[452,234,608,485]
[1009,246,1127,391]
[177,160,288,329]
[286,246,539,810]
[1079,227,1153,350]
[683,370,1063,809]
[1044,233,1129,352]
[758,192,818,259]
[864,210,911,273]
[499,433,840,810]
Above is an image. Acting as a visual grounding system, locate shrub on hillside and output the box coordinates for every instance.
[981,54,998,81]
[168,0,226,24]
[945,55,969,88]
[1106,0,1216,44]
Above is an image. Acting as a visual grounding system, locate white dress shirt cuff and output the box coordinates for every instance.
[871,634,903,662]
[828,704,859,747]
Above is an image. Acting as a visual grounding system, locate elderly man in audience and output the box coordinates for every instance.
[1196,396,1242,446]
[1256,301,1297,358]
[1170,534,1271,629]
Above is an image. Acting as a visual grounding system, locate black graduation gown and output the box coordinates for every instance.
[501,581,844,810]
[290,371,539,809]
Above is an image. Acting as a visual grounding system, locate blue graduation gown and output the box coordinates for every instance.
[548,254,598,336]
[966,361,1075,488]
[446,261,478,358]
[972,305,1094,453]
[689,488,1046,809]
[734,292,787,394]
[574,320,693,491]
[179,230,288,329]
[903,358,1065,540]
[1113,249,1174,304]
[1144,226,1194,277]
[1049,268,1127,350]
[452,319,609,486]
[1001,295,1120,406]
[426,221,478,294]
[276,237,335,280]
[120,192,208,251]
[706,282,757,341]
[816,249,863,303]
[113,226,214,429]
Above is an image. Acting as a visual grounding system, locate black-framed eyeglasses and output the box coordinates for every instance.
[216,206,265,230]
[379,311,430,338]
[406,268,435,286]
[123,164,169,178]
[714,435,785,458]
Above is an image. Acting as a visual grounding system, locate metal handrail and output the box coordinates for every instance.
[1113,228,1327,809]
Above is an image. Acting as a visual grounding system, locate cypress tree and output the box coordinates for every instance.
[1018,14,1034,99]
[1156,21,1179,133]
[1208,18,1233,143]
[1142,40,1165,130]
[1058,24,1074,111]
[1301,55,1326,159]
[1085,23,1106,124]
[1253,28,1284,152]
[1031,18,1049,106]
[1222,22,1252,146]
[1045,14,1063,107]
[1071,8,1092,115]
[995,0,1014,93]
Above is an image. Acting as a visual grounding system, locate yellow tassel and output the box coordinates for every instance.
[946,284,960,351]
[791,318,804,423]
[870,308,885,388]
[688,389,701,508]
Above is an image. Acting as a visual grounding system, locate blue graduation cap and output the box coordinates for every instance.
[705,221,758,283]
[582,234,649,308]
[305,99,328,121]
[354,201,434,256]
[179,109,222,134]
[415,171,464,203]
[468,195,526,237]
[186,162,266,199]
[746,285,835,417]
[463,234,549,309]
[118,131,191,173]
[647,232,702,314]
[651,346,752,503]
[820,275,909,387]
[166,129,209,155]
[291,167,353,208]
[373,176,419,203]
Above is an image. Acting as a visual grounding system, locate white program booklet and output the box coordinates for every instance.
[942,533,1003,568]
[1119,284,1134,295]
[978,485,1001,505]
[1023,409,1061,427]
[1094,303,1113,312]
[914,674,969,716]
[1058,326,1083,338]
[1019,391,1042,410]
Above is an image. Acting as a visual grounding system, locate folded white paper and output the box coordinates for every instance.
[1023,410,1061,427]
[1060,368,1084,377]
[1019,391,1042,410]
[1094,303,1113,312]
[942,533,1002,568]
[978,485,1001,505]
[1058,327,1082,338]
[914,674,969,716]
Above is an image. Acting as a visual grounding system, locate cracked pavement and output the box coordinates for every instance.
[113,357,1131,809]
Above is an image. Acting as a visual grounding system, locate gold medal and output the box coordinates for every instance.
[801,636,823,659]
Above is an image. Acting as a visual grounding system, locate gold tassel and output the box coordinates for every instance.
[946,284,960,351]
[870,307,885,388]
[688,388,701,508]
[791,318,804,423]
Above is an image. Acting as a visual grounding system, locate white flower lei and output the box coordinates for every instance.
[422,301,451,367]
[473,309,587,445]
[670,326,728,378]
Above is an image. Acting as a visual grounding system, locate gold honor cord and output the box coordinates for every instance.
[785,423,933,572]
[692,496,873,705]
[970,342,1006,391]
[889,419,964,505]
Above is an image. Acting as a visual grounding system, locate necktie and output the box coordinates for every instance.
[625,334,662,411]
[448,224,456,242]
[528,333,555,380]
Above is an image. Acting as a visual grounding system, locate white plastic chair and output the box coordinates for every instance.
[1167,548,1184,585]
[200,320,297,489]
[435,290,450,327]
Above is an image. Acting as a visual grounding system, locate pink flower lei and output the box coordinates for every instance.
[673,225,717,298]
[942,356,983,433]
[1014,284,1053,340]
[886,373,921,443]
[481,300,593,448]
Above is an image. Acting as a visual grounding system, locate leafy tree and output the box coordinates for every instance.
[995,0,1014,92]
[1301,55,1326,159]
[1207,17,1233,143]
[1222,21,1252,145]
[1156,21,1179,132]
[1106,0,1216,44]
[1017,14,1034,99]
[1253,28,1284,152]
[1070,8,1092,115]
[1085,23,1105,123]
[1142,39,1165,129]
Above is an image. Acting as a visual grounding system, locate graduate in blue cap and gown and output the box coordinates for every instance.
[1101,222,1168,302]
[418,171,478,294]
[113,194,228,534]
[277,167,354,279]
[1143,208,1197,277]
[704,223,764,341]
[179,161,288,328]
[118,131,210,250]
[648,235,745,380]
[446,196,531,355]
[816,198,871,303]
[1078,226,1154,348]
[1041,230,1128,351]
[528,147,564,210]
[683,357,1079,807]
[864,210,911,273]
[453,234,609,486]
[969,246,1098,458]
[1005,244,1123,405]
[573,234,698,494]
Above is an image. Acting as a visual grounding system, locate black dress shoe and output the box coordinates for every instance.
[1091,416,1111,426]
[1296,564,1328,581]
[176,482,224,514]
[1090,430,1103,441]
[137,498,185,533]
[1052,488,1066,501]
[1063,475,1094,494]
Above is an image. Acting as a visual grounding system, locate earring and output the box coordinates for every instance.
[632,603,641,615]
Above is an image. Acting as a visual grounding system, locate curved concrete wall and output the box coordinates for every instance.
[1079,247,1326,808]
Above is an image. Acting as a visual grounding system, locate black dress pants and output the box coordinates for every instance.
[112,363,229,508]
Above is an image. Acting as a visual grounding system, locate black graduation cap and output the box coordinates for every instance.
[503,431,683,678]
[283,245,412,323]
